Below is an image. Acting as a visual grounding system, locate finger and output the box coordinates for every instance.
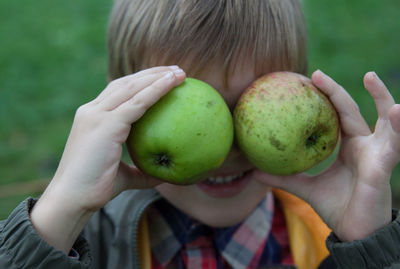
[312,70,371,137]
[98,71,172,111]
[114,69,186,124]
[94,66,183,108]
[251,169,314,200]
[362,104,400,174]
[113,161,163,195]
[363,72,395,120]
[389,104,400,133]
[94,66,179,103]
[386,104,400,156]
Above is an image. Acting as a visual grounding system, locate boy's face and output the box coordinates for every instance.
[156,60,272,227]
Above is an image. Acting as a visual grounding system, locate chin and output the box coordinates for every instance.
[191,206,253,228]
[155,178,270,228]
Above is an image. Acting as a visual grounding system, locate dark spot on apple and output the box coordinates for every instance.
[305,87,313,98]
[206,100,216,107]
[153,153,171,167]
[306,132,320,148]
[269,135,286,151]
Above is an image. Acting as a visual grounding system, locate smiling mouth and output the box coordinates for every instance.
[197,170,252,198]
[202,171,248,185]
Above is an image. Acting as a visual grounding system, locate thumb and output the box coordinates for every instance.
[113,161,163,196]
[251,169,313,199]
[251,169,285,188]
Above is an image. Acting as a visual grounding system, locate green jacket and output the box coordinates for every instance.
[1,189,400,268]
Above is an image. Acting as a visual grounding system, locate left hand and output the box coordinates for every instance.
[253,70,400,242]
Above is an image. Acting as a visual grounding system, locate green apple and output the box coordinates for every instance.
[127,77,233,184]
[234,71,339,175]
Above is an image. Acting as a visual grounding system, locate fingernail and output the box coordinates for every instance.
[366,71,379,82]
[169,65,180,70]
[173,68,185,76]
[168,65,184,75]
[164,71,174,80]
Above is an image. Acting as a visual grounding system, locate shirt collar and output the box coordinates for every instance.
[147,191,275,268]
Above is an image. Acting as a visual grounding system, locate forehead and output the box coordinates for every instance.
[183,56,256,87]
[185,58,258,109]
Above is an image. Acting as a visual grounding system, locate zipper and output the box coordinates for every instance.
[131,191,162,269]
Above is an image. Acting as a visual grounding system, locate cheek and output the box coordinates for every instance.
[155,184,195,205]
[155,183,181,197]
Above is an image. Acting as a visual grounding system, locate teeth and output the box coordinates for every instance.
[206,173,244,184]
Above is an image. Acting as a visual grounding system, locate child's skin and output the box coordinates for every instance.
[31,58,400,257]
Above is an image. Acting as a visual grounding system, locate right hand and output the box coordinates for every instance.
[31,66,186,253]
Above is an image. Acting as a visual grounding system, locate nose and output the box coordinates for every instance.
[226,138,243,160]
[228,105,235,115]
[218,138,254,173]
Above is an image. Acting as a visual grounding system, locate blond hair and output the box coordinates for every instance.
[107,0,307,82]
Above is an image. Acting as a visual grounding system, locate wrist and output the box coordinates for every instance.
[335,208,392,242]
[30,183,94,254]
[327,210,400,267]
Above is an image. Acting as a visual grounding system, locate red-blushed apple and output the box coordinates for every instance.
[127,78,234,184]
[234,71,339,175]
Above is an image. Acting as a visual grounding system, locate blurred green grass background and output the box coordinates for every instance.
[0,0,399,219]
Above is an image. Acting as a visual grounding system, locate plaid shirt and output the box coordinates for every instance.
[147,192,293,269]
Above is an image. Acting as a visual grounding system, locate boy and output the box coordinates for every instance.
[1,0,400,268]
